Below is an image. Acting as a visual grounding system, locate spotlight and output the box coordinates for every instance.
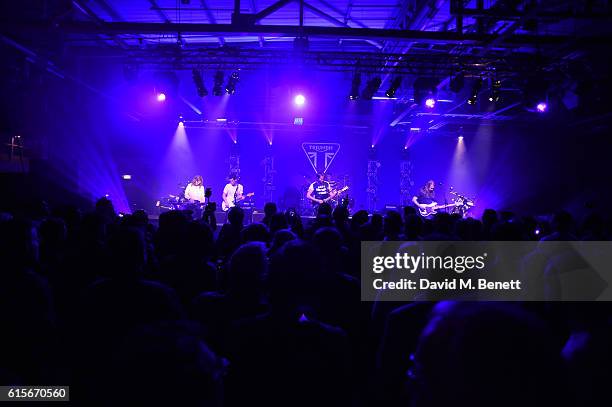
[294,94,305,106]
[349,72,361,100]
[425,97,436,108]
[122,174,132,180]
[467,78,483,105]
[458,135,464,141]
[192,69,208,97]
[385,77,402,98]
[523,76,549,111]
[361,76,382,100]
[178,114,185,125]
[536,102,548,113]
[293,117,304,126]
[491,79,502,102]
[225,71,240,95]
[213,71,224,96]
[153,71,179,99]
[413,77,438,106]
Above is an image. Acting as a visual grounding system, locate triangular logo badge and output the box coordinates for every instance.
[302,143,341,174]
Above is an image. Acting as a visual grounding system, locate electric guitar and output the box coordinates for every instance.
[222,192,255,211]
[311,186,349,206]
[418,201,460,217]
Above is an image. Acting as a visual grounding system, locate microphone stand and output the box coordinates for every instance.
[443,186,448,214]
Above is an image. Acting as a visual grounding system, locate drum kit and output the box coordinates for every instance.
[155,184,212,218]
[449,190,476,217]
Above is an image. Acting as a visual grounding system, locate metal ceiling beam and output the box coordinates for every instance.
[302,1,350,28]
[343,0,354,25]
[22,21,609,46]
[200,0,225,46]
[91,0,123,21]
[451,6,612,20]
[71,0,129,48]
[148,0,171,24]
[250,0,265,47]
[311,0,382,49]
[314,0,369,29]
[252,0,293,23]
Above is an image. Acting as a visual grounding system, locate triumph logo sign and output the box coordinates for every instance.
[302,143,341,174]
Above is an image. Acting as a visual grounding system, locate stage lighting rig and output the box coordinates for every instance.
[467,78,483,105]
[385,77,402,98]
[213,71,224,96]
[361,76,382,100]
[523,76,549,113]
[488,79,501,102]
[413,77,438,106]
[294,94,306,106]
[536,102,548,113]
[192,69,208,97]
[225,71,240,95]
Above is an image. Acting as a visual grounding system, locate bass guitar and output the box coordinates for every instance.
[418,202,459,217]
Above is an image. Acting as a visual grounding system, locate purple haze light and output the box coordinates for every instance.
[156,92,166,102]
[536,102,547,113]
[294,94,306,106]
[425,97,436,108]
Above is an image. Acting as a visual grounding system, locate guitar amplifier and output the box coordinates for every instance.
[252,211,266,223]
[214,211,228,225]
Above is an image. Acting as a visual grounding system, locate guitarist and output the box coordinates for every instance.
[222,173,244,211]
[412,180,437,217]
[307,173,332,207]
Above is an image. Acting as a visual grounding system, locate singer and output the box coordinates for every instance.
[412,180,436,208]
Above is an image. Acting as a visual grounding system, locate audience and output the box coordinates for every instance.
[0,196,610,406]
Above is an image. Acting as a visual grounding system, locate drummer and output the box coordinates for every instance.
[184,175,205,203]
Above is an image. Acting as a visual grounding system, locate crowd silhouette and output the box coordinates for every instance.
[1,197,611,406]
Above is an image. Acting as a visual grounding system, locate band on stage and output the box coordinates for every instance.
[158,172,474,219]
